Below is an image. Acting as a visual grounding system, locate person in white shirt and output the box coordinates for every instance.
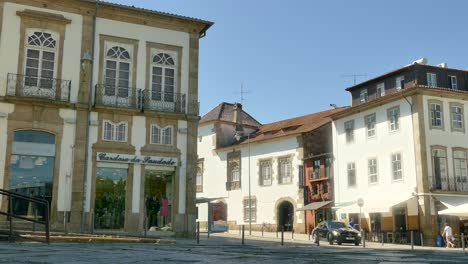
[442,223,454,248]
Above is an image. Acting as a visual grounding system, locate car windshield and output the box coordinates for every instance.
[328,222,347,229]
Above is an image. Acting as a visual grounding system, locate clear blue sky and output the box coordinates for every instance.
[111,0,468,124]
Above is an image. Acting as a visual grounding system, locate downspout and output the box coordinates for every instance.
[81,0,98,233]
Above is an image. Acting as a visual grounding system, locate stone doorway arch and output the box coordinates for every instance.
[277,200,294,231]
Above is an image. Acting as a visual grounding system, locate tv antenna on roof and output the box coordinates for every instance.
[342,74,367,85]
[239,83,249,105]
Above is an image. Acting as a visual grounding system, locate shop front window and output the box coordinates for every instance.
[94,166,128,229]
[8,130,55,221]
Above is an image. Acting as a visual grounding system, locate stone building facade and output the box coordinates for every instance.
[0,0,212,237]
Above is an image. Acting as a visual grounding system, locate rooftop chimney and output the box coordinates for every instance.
[233,103,242,124]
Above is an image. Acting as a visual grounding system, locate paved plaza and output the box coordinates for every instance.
[0,233,467,264]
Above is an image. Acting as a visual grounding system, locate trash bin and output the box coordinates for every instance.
[436,235,444,247]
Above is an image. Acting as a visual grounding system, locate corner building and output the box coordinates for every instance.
[0,0,212,237]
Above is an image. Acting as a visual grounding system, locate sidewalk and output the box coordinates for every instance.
[203,229,466,252]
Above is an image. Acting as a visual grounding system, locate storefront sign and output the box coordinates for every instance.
[97,152,177,166]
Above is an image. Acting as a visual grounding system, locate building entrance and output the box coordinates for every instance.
[144,170,174,231]
[278,201,294,231]
[94,165,128,230]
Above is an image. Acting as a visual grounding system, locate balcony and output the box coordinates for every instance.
[94,84,199,115]
[94,84,140,109]
[6,73,71,102]
[429,175,468,192]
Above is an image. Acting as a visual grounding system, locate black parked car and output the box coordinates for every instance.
[312,221,361,246]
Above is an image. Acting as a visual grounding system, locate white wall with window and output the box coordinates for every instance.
[332,98,417,214]
[424,95,468,193]
[0,3,83,101]
[196,122,304,227]
[102,120,128,142]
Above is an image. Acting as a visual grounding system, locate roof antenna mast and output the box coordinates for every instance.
[342,74,367,85]
[240,83,249,105]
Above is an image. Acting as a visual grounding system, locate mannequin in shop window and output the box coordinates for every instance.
[160,196,168,227]
[145,196,160,229]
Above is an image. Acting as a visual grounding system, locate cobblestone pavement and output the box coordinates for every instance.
[0,235,466,263]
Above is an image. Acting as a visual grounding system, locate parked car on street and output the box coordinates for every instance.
[312,221,361,246]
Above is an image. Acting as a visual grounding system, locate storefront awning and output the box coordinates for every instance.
[297,201,332,211]
[336,193,414,214]
[438,203,468,218]
[432,195,468,208]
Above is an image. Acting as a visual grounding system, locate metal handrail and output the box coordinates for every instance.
[6,73,71,102]
[0,188,50,244]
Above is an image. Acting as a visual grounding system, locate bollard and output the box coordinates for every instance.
[462,233,465,252]
[281,226,284,246]
[208,228,210,239]
[262,225,264,237]
[91,211,95,235]
[242,225,245,245]
[276,229,278,238]
[239,226,241,236]
[411,231,414,250]
[316,232,320,247]
[197,222,200,245]
[143,215,147,238]
[420,233,424,247]
[362,230,366,248]
[381,233,384,246]
[33,208,37,232]
[292,229,294,240]
[309,231,311,241]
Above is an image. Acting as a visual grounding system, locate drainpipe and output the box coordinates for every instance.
[81,0,98,233]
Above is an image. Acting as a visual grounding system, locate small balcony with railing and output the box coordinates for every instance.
[429,174,468,192]
[94,84,198,115]
[6,73,71,102]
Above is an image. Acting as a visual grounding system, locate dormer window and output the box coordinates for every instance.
[360,89,368,103]
[427,73,437,87]
[396,76,405,90]
[377,82,385,97]
[449,76,458,90]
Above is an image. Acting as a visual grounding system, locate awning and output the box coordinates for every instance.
[196,197,225,204]
[438,203,468,218]
[432,195,468,208]
[336,193,414,214]
[297,201,332,211]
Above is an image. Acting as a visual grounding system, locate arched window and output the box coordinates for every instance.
[105,46,131,97]
[151,52,176,102]
[24,31,58,89]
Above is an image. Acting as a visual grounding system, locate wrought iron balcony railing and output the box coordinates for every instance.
[94,84,199,115]
[6,73,71,102]
[429,174,468,192]
[94,84,140,109]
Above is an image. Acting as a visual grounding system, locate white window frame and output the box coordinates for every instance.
[231,162,240,182]
[344,120,354,143]
[391,153,403,181]
[388,106,400,132]
[23,29,59,93]
[278,157,292,184]
[368,158,378,184]
[102,120,128,142]
[449,75,458,90]
[430,102,443,129]
[103,42,133,98]
[150,124,173,145]
[427,73,437,87]
[347,162,356,187]
[396,76,405,90]
[377,82,385,97]
[360,89,368,103]
[196,164,203,189]
[450,104,464,131]
[150,49,178,102]
[243,197,257,222]
[260,160,272,186]
[453,150,468,191]
[365,113,376,138]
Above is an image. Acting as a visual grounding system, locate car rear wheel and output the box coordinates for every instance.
[327,233,333,245]
[354,241,359,246]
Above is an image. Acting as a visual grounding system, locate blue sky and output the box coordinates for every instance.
[111,0,468,124]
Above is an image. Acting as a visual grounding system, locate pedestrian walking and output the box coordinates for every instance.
[442,223,454,248]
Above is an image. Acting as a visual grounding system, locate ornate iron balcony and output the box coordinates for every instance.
[6,73,71,102]
[94,84,140,109]
[429,174,468,192]
[142,90,185,113]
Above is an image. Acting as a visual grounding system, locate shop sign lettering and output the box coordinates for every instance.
[97,152,177,166]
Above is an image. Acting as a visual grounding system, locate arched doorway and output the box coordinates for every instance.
[277,201,294,231]
[8,130,56,221]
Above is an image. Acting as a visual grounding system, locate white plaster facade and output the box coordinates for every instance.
[197,121,304,230]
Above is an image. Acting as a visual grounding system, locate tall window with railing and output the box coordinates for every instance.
[104,46,131,98]
[453,150,468,192]
[151,52,176,102]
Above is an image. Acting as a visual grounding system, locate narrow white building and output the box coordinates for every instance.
[332,60,468,245]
